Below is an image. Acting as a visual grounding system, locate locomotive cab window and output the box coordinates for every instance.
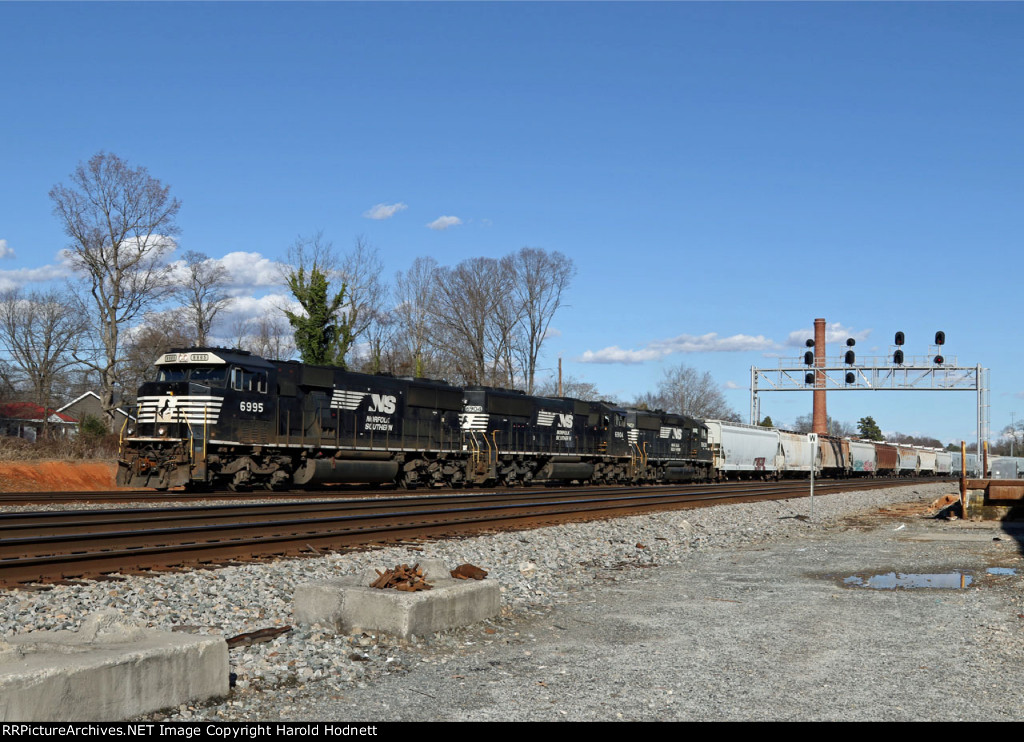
[231,368,269,393]
[157,365,227,385]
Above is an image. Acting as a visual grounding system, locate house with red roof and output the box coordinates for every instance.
[0,401,78,442]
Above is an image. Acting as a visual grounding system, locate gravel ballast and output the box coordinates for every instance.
[4,482,1023,721]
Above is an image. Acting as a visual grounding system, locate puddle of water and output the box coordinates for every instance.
[986,567,1017,576]
[843,572,973,589]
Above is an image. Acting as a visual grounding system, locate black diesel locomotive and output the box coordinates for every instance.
[116,347,713,490]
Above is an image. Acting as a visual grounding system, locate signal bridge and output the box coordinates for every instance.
[750,350,990,458]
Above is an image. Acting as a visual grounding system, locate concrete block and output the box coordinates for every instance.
[0,610,229,721]
[294,561,500,639]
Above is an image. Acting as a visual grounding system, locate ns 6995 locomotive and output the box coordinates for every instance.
[116,347,714,490]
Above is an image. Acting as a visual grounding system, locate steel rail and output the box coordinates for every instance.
[0,479,941,587]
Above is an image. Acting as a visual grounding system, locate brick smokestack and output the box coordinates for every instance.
[813,318,827,435]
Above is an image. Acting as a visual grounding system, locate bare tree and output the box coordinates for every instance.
[0,288,89,437]
[236,310,297,361]
[393,256,439,378]
[340,237,387,350]
[534,373,608,402]
[177,250,232,345]
[352,307,398,374]
[429,257,509,386]
[120,312,196,398]
[509,248,575,394]
[792,413,856,437]
[640,363,740,420]
[487,254,525,388]
[50,151,181,425]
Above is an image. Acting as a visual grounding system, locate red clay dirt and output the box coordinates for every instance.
[0,460,118,492]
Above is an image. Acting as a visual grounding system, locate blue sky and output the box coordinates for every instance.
[1,1,1021,445]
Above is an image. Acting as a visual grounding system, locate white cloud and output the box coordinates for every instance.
[166,251,286,292]
[578,346,667,364]
[213,292,299,334]
[723,380,743,390]
[0,262,75,292]
[579,332,781,364]
[364,202,408,220]
[0,240,14,260]
[427,215,462,231]
[786,322,871,348]
[218,251,285,289]
[650,333,779,354]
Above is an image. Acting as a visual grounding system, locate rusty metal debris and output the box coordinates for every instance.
[226,625,293,648]
[370,563,432,591]
[450,563,488,580]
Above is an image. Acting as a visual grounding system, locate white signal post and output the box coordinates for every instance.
[808,433,817,519]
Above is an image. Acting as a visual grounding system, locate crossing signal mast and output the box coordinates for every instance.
[750,320,989,460]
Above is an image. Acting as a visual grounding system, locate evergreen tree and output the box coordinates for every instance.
[283,233,352,367]
[857,416,884,441]
[759,415,775,427]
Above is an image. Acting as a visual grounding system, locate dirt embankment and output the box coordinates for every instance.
[0,460,118,492]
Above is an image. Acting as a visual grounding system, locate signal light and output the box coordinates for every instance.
[935,331,945,346]
[934,355,944,364]
[805,339,814,347]
[894,349,904,365]
[845,372,856,384]
[846,338,856,347]
[894,331,905,346]
[844,350,855,365]
[804,372,814,385]
[804,351,814,366]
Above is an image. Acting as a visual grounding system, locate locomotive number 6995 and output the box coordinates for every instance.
[240,401,264,413]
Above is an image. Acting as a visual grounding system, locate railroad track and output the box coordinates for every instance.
[0,478,945,587]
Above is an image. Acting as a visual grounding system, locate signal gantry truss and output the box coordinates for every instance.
[750,353,990,458]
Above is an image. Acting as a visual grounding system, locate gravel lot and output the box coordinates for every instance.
[5,482,1024,721]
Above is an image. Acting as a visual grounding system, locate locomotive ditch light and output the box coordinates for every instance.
[935,331,945,346]
[895,331,905,346]
[893,349,904,365]
[844,350,855,365]
[803,350,814,366]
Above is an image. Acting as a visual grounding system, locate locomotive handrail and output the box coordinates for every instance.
[117,406,134,456]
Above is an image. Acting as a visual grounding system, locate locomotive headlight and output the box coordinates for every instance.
[157,426,167,437]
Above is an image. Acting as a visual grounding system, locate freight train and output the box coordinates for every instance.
[116,347,964,491]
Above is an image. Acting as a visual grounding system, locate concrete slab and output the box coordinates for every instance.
[294,558,500,639]
[0,610,229,721]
